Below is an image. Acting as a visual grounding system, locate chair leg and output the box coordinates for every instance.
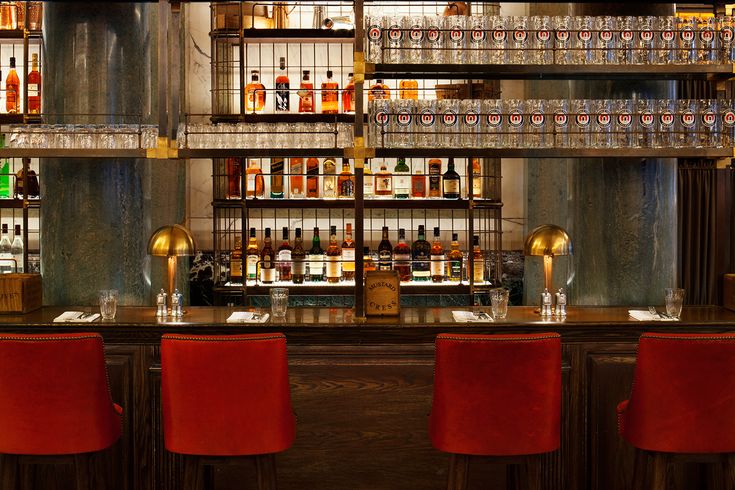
[649,452,669,490]
[631,449,648,490]
[0,454,18,490]
[182,456,204,490]
[447,454,470,490]
[255,454,277,490]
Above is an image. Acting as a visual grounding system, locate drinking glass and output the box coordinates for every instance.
[384,15,403,64]
[718,16,735,63]
[467,15,488,65]
[636,16,656,65]
[488,15,507,64]
[548,99,570,148]
[657,16,677,65]
[553,15,572,64]
[390,99,415,148]
[570,99,591,148]
[403,15,424,64]
[508,16,528,64]
[675,99,698,148]
[99,289,118,320]
[503,98,525,148]
[491,289,509,320]
[697,16,718,64]
[592,99,613,148]
[368,99,390,148]
[665,288,684,319]
[595,16,616,64]
[416,99,437,148]
[460,99,481,148]
[482,98,503,148]
[365,15,384,63]
[425,16,445,64]
[656,98,676,148]
[526,99,548,148]
[613,99,635,148]
[721,99,735,147]
[677,16,697,64]
[530,15,553,65]
[573,16,595,65]
[617,16,635,65]
[699,99,719,148]
[445,15,466,65]
[270,287,289,318]
[437,99,459,149]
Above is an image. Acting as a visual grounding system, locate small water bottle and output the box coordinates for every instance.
[555,288,567,318]
[540,288,553,317]
[156,289,167,318]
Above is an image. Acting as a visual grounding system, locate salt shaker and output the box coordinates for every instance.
[156,289,167,318]
[171,289,183,318]
[540,288,553,317]
[555,288,567,318]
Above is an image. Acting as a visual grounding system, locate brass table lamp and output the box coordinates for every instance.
[147,224,196,310]
[524,224,572,295]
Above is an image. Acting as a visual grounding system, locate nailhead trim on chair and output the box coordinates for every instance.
[163,334,286,342]
[436,334,561,343]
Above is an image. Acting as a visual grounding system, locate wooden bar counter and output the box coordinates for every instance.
[2,305,735,490]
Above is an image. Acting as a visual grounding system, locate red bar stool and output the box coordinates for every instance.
[429,333,562,490]
[618,332,735,489]
[0,333,123,490]
[161,333,296,490]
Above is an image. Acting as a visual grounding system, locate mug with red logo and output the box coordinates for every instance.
[460,99,482,148]
[572,16,595,65]
[488,15,507,64]
[595,16,616,65]
[365,15,384,63]
[553,15,572,65]
[509,15,528,65]
[697,16,718,64]
[526,99,548,148]
[482,99,504,148]
[720,99,735,147]
[530,15,553,65]
[467,15,488,65]
[675,99,698,148]
[676,16,697,65]
[592,99,613,148]
[635,16,656,65]
[548,99,570,148]
[698,99,719,147]
[657,16,677,65]
[614,99,635,148]
[570,99,591,148]
[503,99,525,148]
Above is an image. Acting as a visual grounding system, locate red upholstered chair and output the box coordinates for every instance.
[618,332,735,489]
[429,333,562,490]
[161,333,296,490]
[0,332,122,490]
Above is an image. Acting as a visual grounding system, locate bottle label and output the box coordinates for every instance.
[443,179,460,195]
[394,253,410,265]
[364,178,374,196]
[261,267,275,282]
[430,256,444,276]
[308,255,323,275]
[28,84,39,95]
[231,258,243,278]
[246,174,256,193]
[276,82,289,111]
[246,255,258,278]
[262,253,272,269]
[413,268,430,278]
[473,177,482,197]
[450,259,462,280]
[473,260,485,282]
[327,257,341,278]
[379,251,392,270]
[342,248,356,271]
[376,175,392,193]
[278,249,291,264]
[394,175,410,194]
[292,258,306,276]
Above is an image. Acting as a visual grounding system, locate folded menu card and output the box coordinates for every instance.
[452,310,493,323]
[628,310,678,322]
[226,311,270,324]
[53,311,101,323]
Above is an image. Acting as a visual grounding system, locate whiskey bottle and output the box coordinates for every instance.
[290,157,304,198]
[292,228,306,284]
[308,227,324,282]
[411,169,426,198]
[298,70,314,113]
[393,228,412,282]
[270,157,285,199]
[245,159,265,198]
[275,57,290,112]
[225,157,242,199]
[364,160,374,198]
[428,158,442,198]
[231,235,244,283]
[342,72,355,114]
[326,225,342,283]
[5,57,18,114]
[471,158,482,199]
[411,225,431,282]
[374,163,393,197]
[242,229,257,282]
[368,79,390,101]
[322,157,337,198]
[10,224,22,273]
[447,233,463,282]
[377,226,393,271]
[260,228,275,284]
[321,70,339,115]
[245,70,266,113]
[341,223,355,281]
[472,235,485,284]
[399,79,418,100]
[306,157,319,198]
[430,227,444,283]
[393,157,410,199]
[338,158,354,198]
[0,224,10,273]
[363,247,376,272]
[28,53,40,114]
[277,227,292,282]
[442,158,461,199]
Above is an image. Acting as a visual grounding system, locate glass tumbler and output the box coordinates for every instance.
[270,287,289,318]
[467,15,488,65]
[508,16,528,64]
[664,288,684,319]
[99,290,118,320]
[491,288,509,319]
[488,15,507,64]
[553,15,572,64]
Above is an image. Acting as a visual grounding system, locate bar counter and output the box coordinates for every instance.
[2,306,734,490]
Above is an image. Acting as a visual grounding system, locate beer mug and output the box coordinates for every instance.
[675,99,698,148]
[677,16,697,65]
[460,99,482,147]
[657,16,677,65]
[368,99,390,148]
[403,16,425,64]
[530,16,553,65]
[573,16,595,65]
[636,16,656,65]
[384,15,404,64]
[720,99,735,147]
[488,15,507,64]
[526,99,548,148]
[503,99,525,148]
[636,98,656,148]
[595,16,616,65]
[699,99,719,148]
[697,16,718,64]
[425,16,445,64]
[592,99,613,148]
[467,16,487,64]
[416,99,437,148]
[656,99,676,148]
[617,16,635,65]
[570,99,591,148]
[390,99,415,148]
[553,15,572,65]
[718,16,735,63]
[548,99,570,148]
[614,99,635,148]
[437,99,460,148]
[508,16,528,64]
[365,15,384,63]
[482,99,503,148]
[445,15,466,65]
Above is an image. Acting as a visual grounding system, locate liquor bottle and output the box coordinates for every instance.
[298,70,314,113]
[270,157,285,198]
[245,159,264,198]
[275,57,290,112]
[471,158,482,199]
[245,228,259,281]
[231,235,244,283]
[28,53,40,114]
[0,224,9,273]
[292,227,306,284]
[442,158,461,199]
[308,227,324,282]
[363,247,376,272]
[342,72,355,114]
[428,158,442,198]
[430,227,444,283]
[374,163,393,197]
[5,57,18,114]
[363,160,374,198]
[289,157,304,198]
[472,235,485,284]
[411,169,426,198]
[393,157,410,199]
[377,226,392,271]
[393,228,412,282]
[0,135,9,199]
[322,157,337,198]
[245,70,266,113]
[225,157,242,199]
[399,79,418,100]
[10,224,22,273]
[306,157,319,198]
[411,225,430,282]
[338,158,354,198]
[321,70,339,115]
[447,233,463,282]
[326,225,341,283]
[368,79,390,101]
[341,223,355,281]
[277,227,292,282]
[260,228,275,284]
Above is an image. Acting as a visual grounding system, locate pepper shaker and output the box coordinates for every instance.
[555,288,567,318]
[171,289,183,318]
[156,289,167,318]
[541,288,553,317]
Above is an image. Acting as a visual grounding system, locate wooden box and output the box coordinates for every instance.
[0,273,42,313]
[365,270,400,316]
[724,274,735,311]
